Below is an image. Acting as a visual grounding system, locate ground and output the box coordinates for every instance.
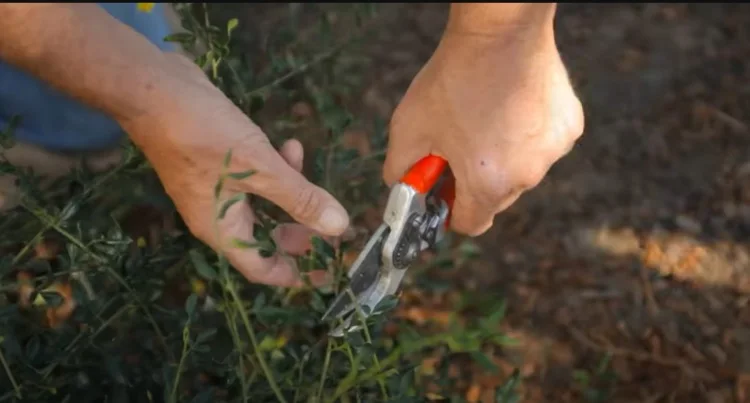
[2,3,749,403]
[237,3,750,402]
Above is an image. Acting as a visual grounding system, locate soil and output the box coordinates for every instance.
[232,3,750,402]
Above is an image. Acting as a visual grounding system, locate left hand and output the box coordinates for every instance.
[121,53,351,287]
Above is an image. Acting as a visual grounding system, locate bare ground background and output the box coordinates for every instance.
[218,3,750,402]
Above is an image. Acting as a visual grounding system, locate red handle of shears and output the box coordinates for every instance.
[399,154,456,225]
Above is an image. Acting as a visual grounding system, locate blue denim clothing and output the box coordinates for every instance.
[0,3,176,151]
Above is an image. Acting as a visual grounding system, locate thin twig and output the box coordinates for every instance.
[568,327,716,382]
[0,347,21,399]
[246,14,380,98]
[226,282,288,403]
[169,325,192,403]
[316,339,333,401]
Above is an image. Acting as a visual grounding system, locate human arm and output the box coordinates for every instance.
[0,4,350,287]
[0,3,171,126]
[383,3,584,236]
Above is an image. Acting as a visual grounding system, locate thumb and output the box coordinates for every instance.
[382,114,431,187]
[247,140,349,237]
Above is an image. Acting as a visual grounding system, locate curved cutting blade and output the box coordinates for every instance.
[321,224,389,322]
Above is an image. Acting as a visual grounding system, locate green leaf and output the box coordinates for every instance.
[213,176,225,200]
[189,250,217,280]
[207,25,222,35]
[193,344,210,354]
[163,32,195,44]
[249,93,265,114]
[227,169,257,180]
[231,238,264,250]
[345,330,365,348]
[573,369,590,384]
[195,52,208,69]
[227,18,239,36]
[482,299,507,330]
[39,291,64,308]
[190,389,214,403]
[491,334,520,347]
[596,352,613,375]
[398,368,415,397]
[470,351,498,373]
[458,239,482,258]
[311,236,336,261]
[218,193,246,219]
[0,114,20,148]
[223,148,233,168]
[372,294,399,315]
[25,335,41,361]
[495,368,522,403]
[195,329,217,344]
[185,293,198,317]
[356,343,375,361]
[310,292,325,313]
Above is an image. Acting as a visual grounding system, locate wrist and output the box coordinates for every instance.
[446,3,556,38]
[113,54,192,138]
[436,3,558,65]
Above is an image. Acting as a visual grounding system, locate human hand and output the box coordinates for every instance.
[120,54,350,287]
[383,7,584,236]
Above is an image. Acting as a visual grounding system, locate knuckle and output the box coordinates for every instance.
[292,186,323,220]
[516,162,548,190]
[388,102,407,132]
[556,96,585,151]
[470,159,513,206]
[567,97,586,139]
[237,132,273,163]
[465,224,491,237]
[451,215,493,237]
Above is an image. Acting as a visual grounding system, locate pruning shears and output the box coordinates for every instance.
[321,154,455,337]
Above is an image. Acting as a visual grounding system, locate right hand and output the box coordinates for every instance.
[120,53,350,288]
[383,6,584,237]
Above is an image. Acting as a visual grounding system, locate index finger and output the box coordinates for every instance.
[215,193,311,287]
[450,181,524,237]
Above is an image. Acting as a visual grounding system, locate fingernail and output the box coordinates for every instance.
[320,206,349,234]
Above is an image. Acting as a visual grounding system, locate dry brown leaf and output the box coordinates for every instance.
[383,321,399,337]
[465,383,482,403]
[45,281,76,329]
[16,271,34,309]
[291,101,314,120]
[420,355,441,376]
[643,240,664,268]
[341,249,360,268]
[34,238,61,260]
[341,129,372,157]
[674,246,706,276]
[363,207,382,231]
[395,306,454,327]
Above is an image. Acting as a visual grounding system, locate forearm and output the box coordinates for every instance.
[0,3,174,125]
[446,3,556,36]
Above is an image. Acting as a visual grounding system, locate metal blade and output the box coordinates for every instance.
[321,224,389,321]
